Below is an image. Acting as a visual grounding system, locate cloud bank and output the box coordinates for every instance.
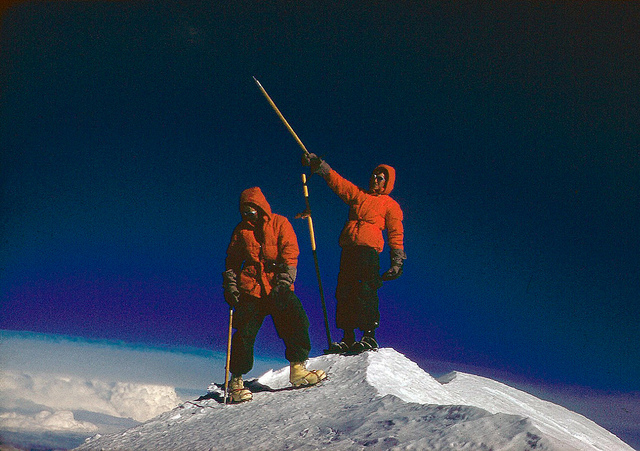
[1,371,180,424]
[0,330,288,448]
[1,410,98,434]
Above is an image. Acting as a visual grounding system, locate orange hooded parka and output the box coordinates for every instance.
[324,164,404,253]
[225,187,299,298]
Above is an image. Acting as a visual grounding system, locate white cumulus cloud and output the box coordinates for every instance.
[0,410,99,433]
[1,371,181,423]
[0,330,288,448]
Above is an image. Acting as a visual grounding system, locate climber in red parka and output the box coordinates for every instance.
[302,154,406,354]
[222,187,326,403]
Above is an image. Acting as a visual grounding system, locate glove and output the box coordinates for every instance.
[222,269,240,308]
[272,266,296,293]
[271,266,296,309]
[301,153,331,176]
[382,248,406,281]
[271,280,290,298]
[224,287,240,308]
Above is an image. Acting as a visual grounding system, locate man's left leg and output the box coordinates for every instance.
[271,289,327,386]
[351,247,383,353]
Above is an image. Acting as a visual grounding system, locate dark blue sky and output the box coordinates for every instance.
[1,1,638,392]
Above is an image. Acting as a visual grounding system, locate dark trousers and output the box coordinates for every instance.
[229,289,311,376]
[335,246,383,332]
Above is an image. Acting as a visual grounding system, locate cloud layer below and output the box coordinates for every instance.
[1,371,180,424]
[0,330,287,446]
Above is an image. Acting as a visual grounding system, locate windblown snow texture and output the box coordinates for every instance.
[75,349,633,451]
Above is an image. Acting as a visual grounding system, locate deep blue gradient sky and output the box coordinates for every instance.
[1,1,638,392]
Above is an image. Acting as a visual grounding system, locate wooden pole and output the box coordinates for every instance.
[223,308,234,404]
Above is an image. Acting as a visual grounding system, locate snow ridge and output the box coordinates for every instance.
[75,348,633,451]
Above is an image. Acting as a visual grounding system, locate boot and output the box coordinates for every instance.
[289,361,327,387]
[350,330,379,354]
[325,329,355,354]
[229,374,252,403]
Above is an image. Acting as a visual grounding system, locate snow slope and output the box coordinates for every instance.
[75,348,633,451]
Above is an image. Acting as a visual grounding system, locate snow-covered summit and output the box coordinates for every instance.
[75,348,633,450]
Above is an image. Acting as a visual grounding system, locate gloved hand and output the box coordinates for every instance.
[301,153,331,176]
[271,280,291,297]
[224,287,240,308]
[382,248,406,281]
[222,269,240,308]
[271,266,296,309]
[272,266,296,293]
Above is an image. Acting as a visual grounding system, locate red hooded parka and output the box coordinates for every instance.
[324,164,404,253]
[225,187,299,298]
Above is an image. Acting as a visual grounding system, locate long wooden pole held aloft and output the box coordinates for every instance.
[300,173,332,350]
[253,76,332,350]
[252,76,310,156]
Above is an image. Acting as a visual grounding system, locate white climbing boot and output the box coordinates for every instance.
[289,361,327,387]
[229,375,252,403]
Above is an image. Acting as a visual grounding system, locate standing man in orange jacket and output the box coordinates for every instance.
[222,187,326,403]
[302,155,406,354]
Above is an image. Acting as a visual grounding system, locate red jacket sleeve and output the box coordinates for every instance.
[225,225,245,274]
[324,168,364,205]
[385,200,404,250]
[276,215,299,268]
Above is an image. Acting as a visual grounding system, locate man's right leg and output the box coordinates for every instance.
[350,246,382,353]
[327,248,359,353]
[333,246,382,354]
[229,296,264,402]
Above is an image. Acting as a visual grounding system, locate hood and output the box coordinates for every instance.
[372,164,396,195]
[239,187,272,219]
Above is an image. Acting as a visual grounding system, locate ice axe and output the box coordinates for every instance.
[223,307,233,404]
[253,76,333,350]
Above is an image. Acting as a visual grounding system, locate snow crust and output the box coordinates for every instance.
[75,348,633,451]
[438,371,622,451]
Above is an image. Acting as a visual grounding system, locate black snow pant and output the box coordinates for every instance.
[335,245,384,332]
[229,289,311,376]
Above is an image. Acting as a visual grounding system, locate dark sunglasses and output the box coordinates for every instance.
[371,173,386,183]
[241,206,258,218]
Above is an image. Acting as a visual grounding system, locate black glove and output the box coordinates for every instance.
[382,248,406,281]
[272,266,296,292]
[271,280,291,297]
[301,153,331,176]
[222,269,240,308]
[271,266,296,309]
[224,288,240,308]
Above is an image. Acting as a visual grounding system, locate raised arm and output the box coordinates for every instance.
[302,153,362,205]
